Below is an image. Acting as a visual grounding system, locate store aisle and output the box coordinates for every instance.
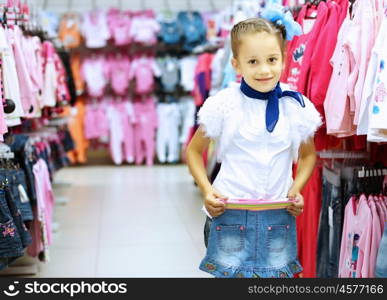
[38,165,211,277]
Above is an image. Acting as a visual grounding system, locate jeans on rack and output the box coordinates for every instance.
[0,186,24,267]
[6,169,33,222]
[317,166,342,278]
[9,134,37,205]
[0,179,32,250]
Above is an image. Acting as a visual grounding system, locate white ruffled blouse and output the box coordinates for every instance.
[198,82,322,200]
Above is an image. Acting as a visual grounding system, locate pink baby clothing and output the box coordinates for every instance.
[133,97,158,166]
[7,26,36,115]
[20,36,39,116]
[81,56,108,97]
[84,102,109,140]
[107,8,131,46]
[106,53,131,96]
[129,56,161,95]
[0,25,23,127]
[81,10,110,48]
[23,36,44,114]
[129,14,160,46]
[339,195,373,278]
[41,41,58,108]
[120,101,136,163]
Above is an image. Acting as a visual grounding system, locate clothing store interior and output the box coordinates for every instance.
[0,0,386,278]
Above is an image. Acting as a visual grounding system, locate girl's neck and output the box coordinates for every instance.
[240,78,280,99]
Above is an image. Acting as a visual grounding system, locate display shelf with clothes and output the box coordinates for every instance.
[0,126,74,273]
[54,2,266,167]
[0,1,76,275]
[0,9,72,130]
[176,11,207,52]
[77,96,157,166]
[153,52,197,164]
[337,165,387,278]
[0,142,32,272]
[280,0,387,144]
[300,149,387,279]
[276,1,387,278]
[81,9,110,49]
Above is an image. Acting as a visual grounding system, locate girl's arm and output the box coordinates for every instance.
[186,126,226,217]
[287,137,317,216]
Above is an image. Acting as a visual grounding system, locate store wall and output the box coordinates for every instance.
[33,0,235,14]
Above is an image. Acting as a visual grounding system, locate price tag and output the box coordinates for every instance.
[328,206,334,228]
[18,184,30,203]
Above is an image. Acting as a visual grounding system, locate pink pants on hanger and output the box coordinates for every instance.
[133,97,158,166]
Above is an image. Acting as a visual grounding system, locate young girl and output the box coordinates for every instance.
[186,17,322,278]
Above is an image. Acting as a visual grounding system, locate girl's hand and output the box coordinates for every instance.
[203,188,227,217]
[286,191,304,217]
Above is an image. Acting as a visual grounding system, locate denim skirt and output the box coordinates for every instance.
[199,209,302,278]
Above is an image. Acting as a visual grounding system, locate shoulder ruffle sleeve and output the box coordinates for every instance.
[197,92,226,139]
[286,95,323,161]
[297,96,323,143]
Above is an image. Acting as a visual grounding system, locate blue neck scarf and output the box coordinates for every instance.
[240,78,305,132]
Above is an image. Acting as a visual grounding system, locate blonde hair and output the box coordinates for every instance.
[231,18,287,58]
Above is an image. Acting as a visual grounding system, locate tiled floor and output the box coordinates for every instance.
[34,165,211,277]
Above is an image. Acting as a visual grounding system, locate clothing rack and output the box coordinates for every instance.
[358,167,387,178]
[318,150,370,159]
